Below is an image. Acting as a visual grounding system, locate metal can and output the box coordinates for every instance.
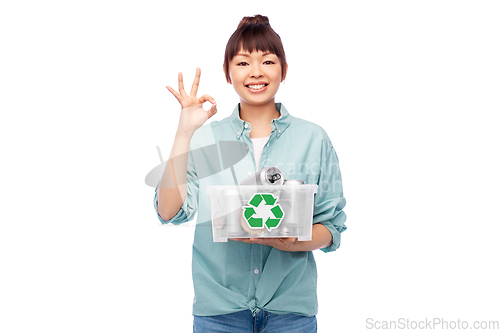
[278,179,306,235]
[240,167,284,185]
[283,179,305,186]
[280,179,305,209]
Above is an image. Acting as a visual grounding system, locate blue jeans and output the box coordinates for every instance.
[193,309,317,332]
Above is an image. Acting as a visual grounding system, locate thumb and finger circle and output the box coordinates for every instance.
[198,94,217,115]
[166,69,217,115]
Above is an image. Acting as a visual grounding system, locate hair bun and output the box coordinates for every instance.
[237,14,270,28]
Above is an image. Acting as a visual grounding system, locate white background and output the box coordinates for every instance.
[1,0,499,332]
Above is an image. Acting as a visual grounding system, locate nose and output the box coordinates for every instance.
[250,64,263,78]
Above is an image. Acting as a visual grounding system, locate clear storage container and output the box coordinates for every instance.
[206,184,318,242]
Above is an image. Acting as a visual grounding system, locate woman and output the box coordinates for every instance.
[155,14,346,332]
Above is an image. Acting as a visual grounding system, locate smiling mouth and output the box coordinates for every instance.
[245,84,268,90]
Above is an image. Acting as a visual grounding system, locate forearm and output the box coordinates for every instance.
[157,131,192,221]
[289,223,333,252]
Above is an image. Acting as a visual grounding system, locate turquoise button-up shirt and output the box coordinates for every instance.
[154,103,346,317]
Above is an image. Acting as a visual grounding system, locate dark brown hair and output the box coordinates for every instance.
[223,15,287,83]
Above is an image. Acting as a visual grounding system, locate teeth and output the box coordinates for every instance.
[247,84,266,89]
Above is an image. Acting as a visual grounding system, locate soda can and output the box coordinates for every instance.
[278,179,306,235]
[240,167,284,185]
[283,179,305,186]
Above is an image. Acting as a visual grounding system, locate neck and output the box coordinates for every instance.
[239,99,280,138]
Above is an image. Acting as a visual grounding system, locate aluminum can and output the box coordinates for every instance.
[240,167,284,185]
[283,179,305,186]
[278,179,306,235]
[280,179,305,209]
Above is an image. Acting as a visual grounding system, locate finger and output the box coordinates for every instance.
[207,103,218,119]
[166,85,181,103]
[249,238,269,245]
[178,72,187,96]
[198,94,217,118]
[232,238,254,244]
[281,237,297,244]
[197,94,216,105]
[190,67,201,97]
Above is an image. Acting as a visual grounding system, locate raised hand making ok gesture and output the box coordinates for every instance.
[166,68,217,137]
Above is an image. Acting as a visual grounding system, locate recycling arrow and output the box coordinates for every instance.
[242,193,285,231]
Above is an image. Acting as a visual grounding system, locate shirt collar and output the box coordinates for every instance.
[230,103,291,139]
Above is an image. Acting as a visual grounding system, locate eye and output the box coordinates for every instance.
[237,62,249,66]
[264,61,275,65]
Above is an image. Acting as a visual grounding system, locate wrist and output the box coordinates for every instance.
[175,129,194,141]
[286,224,333,252]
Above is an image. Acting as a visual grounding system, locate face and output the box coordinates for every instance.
[228,49,286,107]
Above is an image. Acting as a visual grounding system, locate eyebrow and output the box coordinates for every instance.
[235,52,273,57]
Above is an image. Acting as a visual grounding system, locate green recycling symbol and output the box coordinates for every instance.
[242,193,285,231]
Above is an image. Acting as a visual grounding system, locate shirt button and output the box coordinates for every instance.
[278,130,281,134]
[244,123,249,129]
[237,132,241,136]
[254,269,259,274]
[247,172,252,176]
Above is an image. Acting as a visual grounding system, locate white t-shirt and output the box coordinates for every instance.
[250,136,270,171]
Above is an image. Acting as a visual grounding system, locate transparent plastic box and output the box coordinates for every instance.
[206,184,318,242]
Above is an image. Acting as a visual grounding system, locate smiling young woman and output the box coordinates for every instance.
[155,14,346,333]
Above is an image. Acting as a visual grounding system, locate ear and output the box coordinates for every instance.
[281,64,288,82]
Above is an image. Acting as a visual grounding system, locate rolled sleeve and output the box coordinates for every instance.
[315,210,347,253]
[313,143,347,253]
[153,148,199,226]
